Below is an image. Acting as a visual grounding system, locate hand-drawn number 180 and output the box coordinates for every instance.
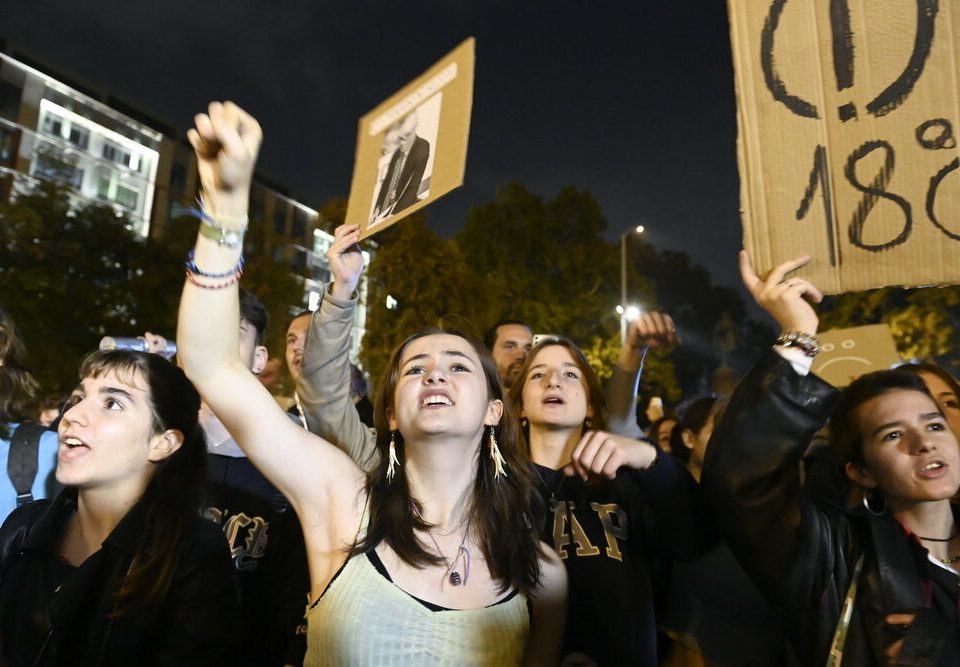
[795,118,959,267]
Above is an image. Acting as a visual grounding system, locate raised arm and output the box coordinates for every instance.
[297,224,379,472]
[701,253,844,606]
[605,312,679,438]
[176,102,364,518]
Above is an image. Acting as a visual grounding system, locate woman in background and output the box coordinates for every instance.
[510,335,710,665]
[0,306,60,522]
[0,350,238,665]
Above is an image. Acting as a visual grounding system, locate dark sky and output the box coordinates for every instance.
[2,1,745,292]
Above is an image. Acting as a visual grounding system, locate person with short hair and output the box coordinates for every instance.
[370,110,430,222]
[704,252,960,665]
[204,289,311,667]
[285,311,312,423]
[484,320,533,389]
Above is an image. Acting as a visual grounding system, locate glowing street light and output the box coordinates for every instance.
[620,225,645,342]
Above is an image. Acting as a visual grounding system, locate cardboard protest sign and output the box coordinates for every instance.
[728,1,960,293]
[811,323,901,387]
[345,38,474,240]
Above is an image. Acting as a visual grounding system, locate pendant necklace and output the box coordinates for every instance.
[534,465,566,509]
[425,520,472,586]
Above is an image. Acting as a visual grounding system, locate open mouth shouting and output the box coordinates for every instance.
[420,390,453,408]
[918,459,948,478]
[59,435,90,461]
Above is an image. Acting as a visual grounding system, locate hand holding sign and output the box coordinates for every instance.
[345,39,475,240]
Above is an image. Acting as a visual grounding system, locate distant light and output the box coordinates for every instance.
[308,290,321,311]
[615,305,625,315]
[624,306,642,321]
[635,225,645,234]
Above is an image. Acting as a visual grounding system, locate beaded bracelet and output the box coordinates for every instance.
[185,249,245,279]
[185,267,244,290]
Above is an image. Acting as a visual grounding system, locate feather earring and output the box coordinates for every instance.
[386,430,400,482]
[488,425,508,480]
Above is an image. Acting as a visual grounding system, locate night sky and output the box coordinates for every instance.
[2,1,745,292]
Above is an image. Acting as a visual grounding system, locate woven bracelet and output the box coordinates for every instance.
[185,267,243,290]
[185,249,245,279]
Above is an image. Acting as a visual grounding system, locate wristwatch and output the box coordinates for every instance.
[775,331,821,358]
[198,217,247,248]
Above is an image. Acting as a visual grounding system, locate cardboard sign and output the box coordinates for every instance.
[728,1,960,293]
[811,323,901,387]
[345,39,475,239]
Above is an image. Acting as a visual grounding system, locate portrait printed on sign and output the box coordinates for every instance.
[368,96,441,227]
[345,38,474,240]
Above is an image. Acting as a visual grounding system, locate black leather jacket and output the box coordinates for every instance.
[0,487,240,666]
[702,351,960,666]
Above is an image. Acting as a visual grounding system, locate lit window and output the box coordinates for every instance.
[67,124,89,150]
[102,141,132,168]
[41,113,63,137]
[116,184,138,209]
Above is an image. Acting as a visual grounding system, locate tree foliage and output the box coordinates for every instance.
[456,184,631,344]
[819,286,960,375]
[0,175,304,397]
[362,215,494,382]
[356,182,760,406]
[0,178,186,393]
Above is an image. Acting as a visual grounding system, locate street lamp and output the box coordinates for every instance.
[620,225,645,342]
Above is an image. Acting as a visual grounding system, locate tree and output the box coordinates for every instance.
[351,182,757,404]
[0,178,186,393]
[456,183,632,345]
[361,215,495,382]
[819,285,960,376]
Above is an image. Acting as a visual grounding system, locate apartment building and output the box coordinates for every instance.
[0,46,368,357]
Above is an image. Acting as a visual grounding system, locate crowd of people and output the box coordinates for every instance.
[0,101,959,666]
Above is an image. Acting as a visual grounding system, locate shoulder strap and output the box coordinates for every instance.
[826,550,865,667]
[7,423,49,506]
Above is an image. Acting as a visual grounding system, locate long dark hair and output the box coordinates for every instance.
[355,329,545,595]
[0,305,41,439]
[509,336,609,439]
[75,350,208,616]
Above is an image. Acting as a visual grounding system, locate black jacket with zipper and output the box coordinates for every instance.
[0,487,239,666]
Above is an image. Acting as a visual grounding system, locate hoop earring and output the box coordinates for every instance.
[862,489,886,515]
[386,431,400,482]
[488,425,508,480]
